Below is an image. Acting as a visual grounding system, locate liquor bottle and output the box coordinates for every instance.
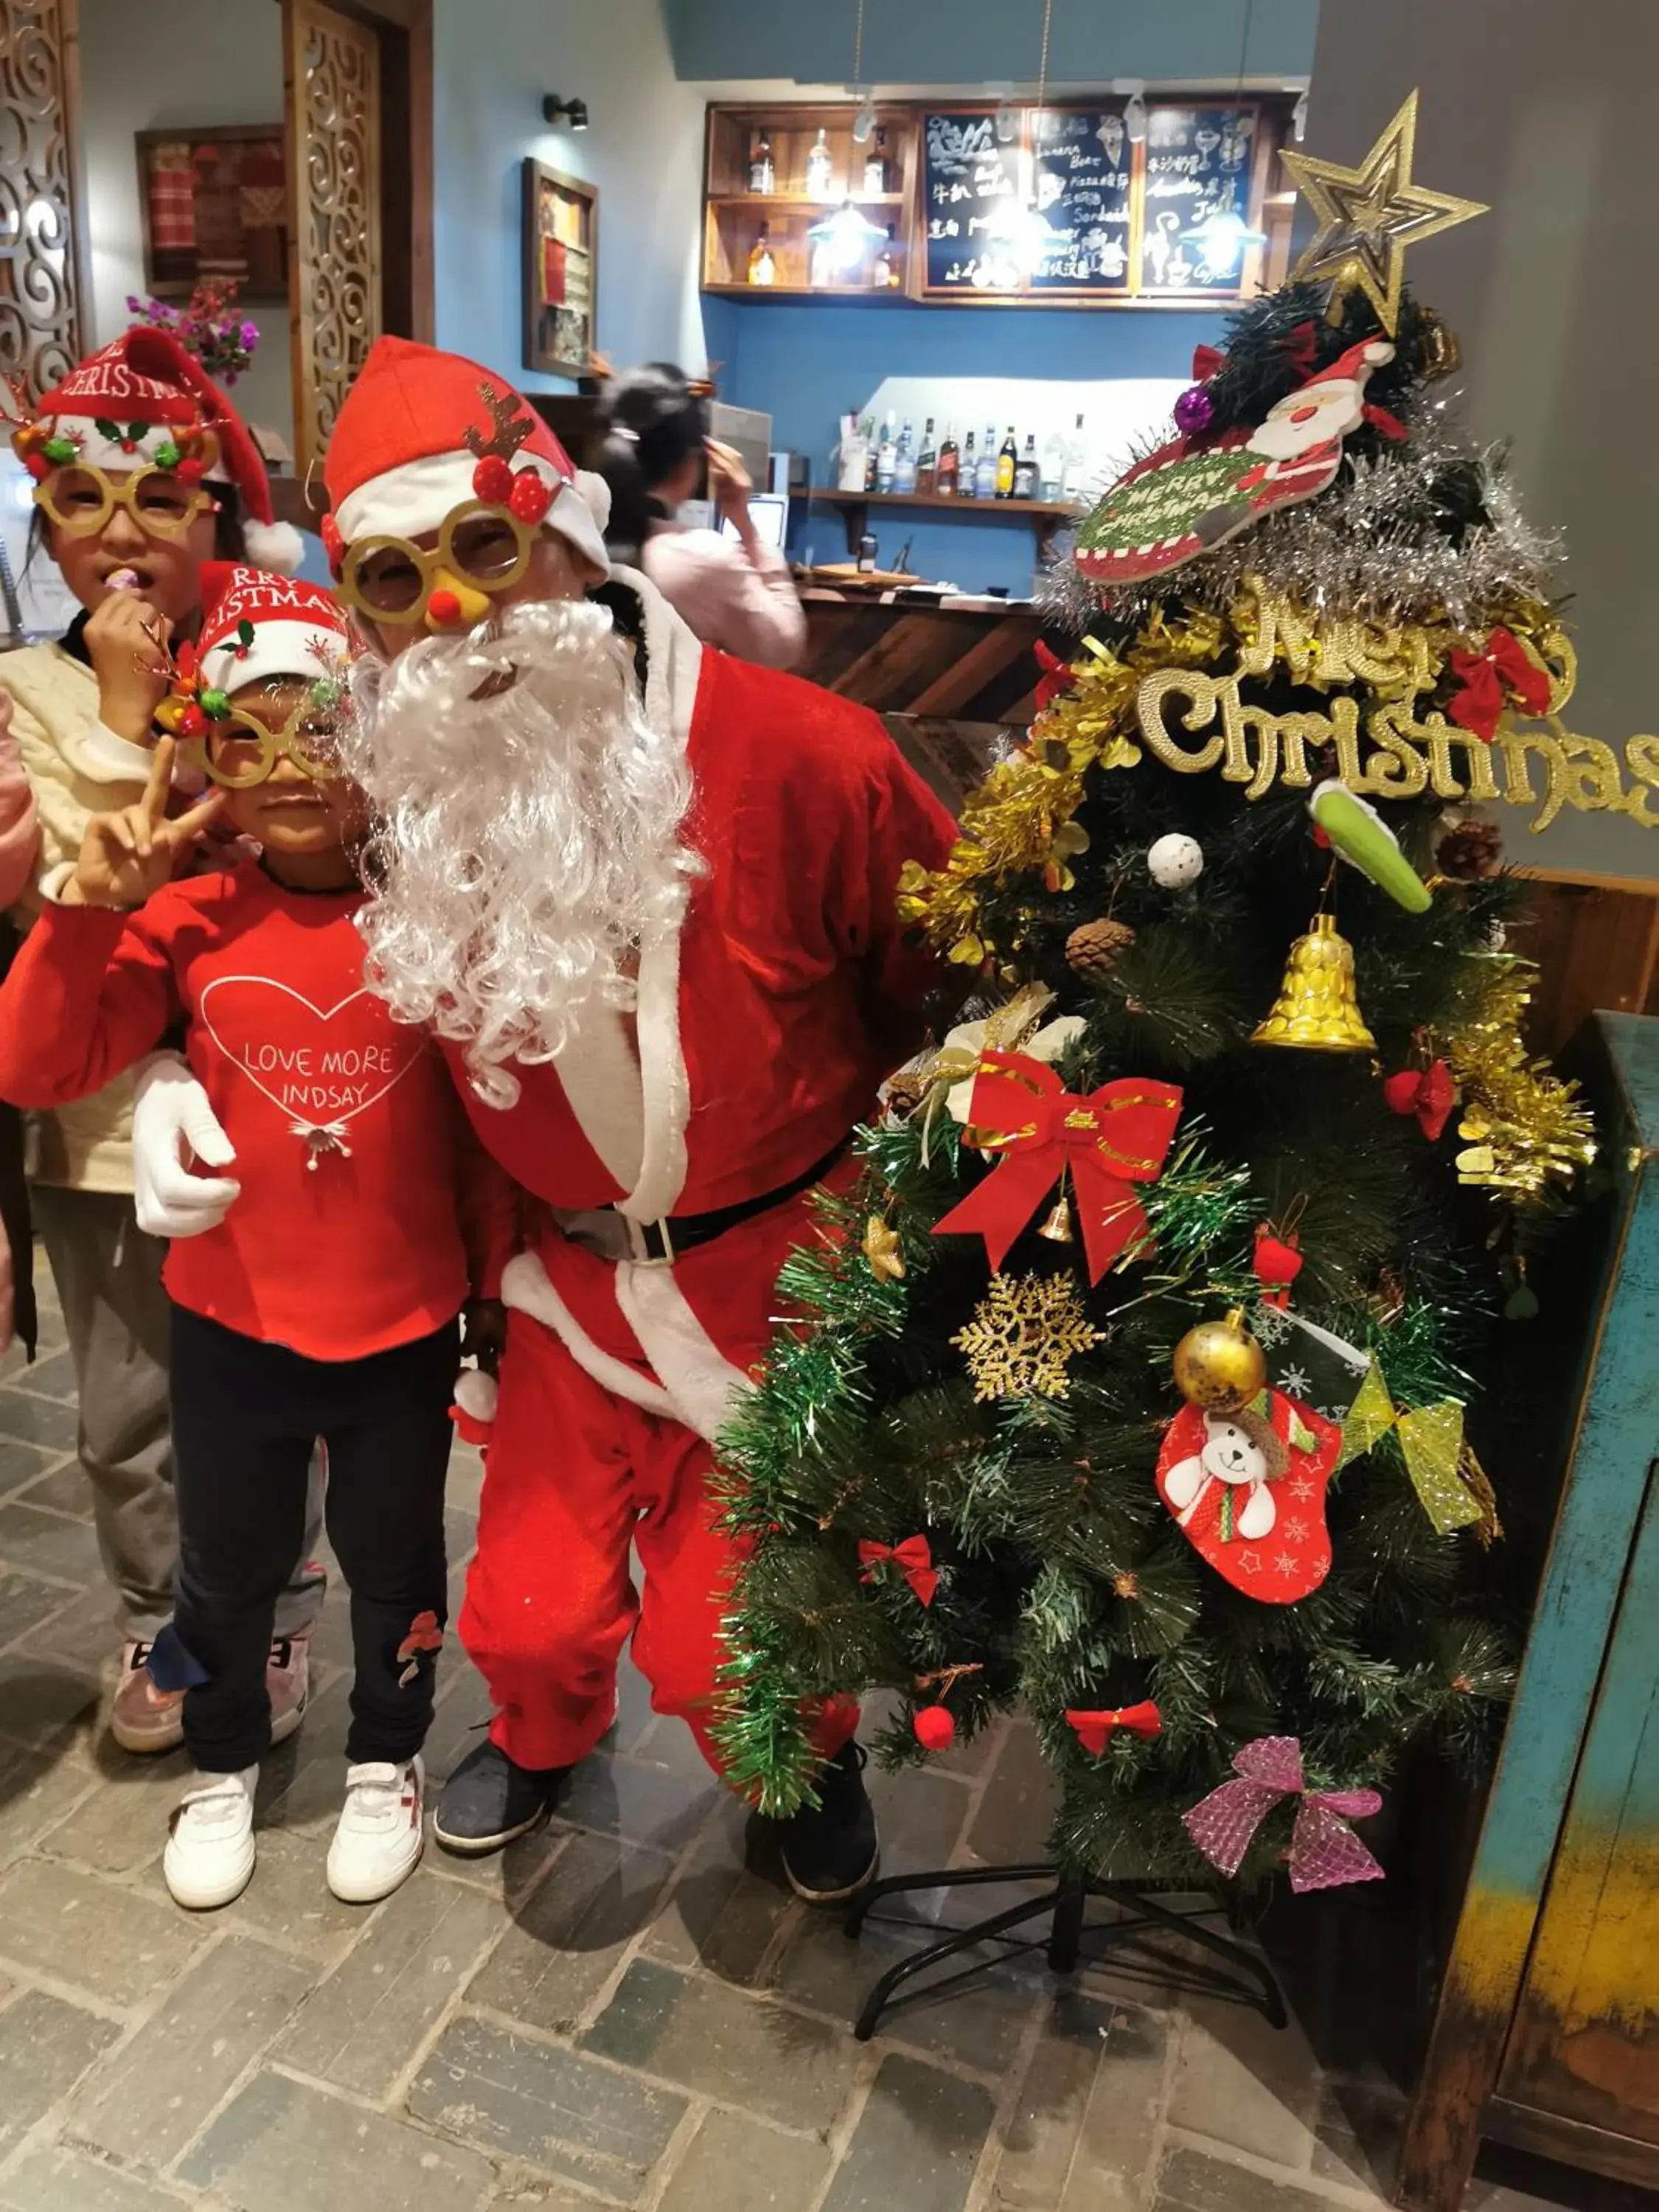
[916,418,938,495]
[935,426,959,496]
[1012,433,1038,499]
[806,128,835,202]
[863,126,888,195]
[995,425,1018,498]
[872,226,900,288]
[894,420,917,495]
[1061,412,1088,498]
[856,528,878,573]
[960,431,977,496]
[974,425,998,499]
[863,416,878,492]
[874,414,898,494]
[837,413,870,492]
[746,223,776,286]
[748,133,775,194]
[808,228,836,288]
[1039,427,1067,501]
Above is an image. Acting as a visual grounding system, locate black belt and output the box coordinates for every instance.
[611,1139,849,1262]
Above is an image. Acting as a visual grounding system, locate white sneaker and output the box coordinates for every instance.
[327,1756,425,1904]
[163,1767,258,1910]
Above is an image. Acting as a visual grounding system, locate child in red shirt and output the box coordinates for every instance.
[0,568,510,1911]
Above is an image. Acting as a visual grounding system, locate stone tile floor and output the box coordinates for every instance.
[0,1280,1646,2212]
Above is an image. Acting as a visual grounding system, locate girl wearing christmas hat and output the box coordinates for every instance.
[0,326,316,1768]
[0,564,513,1910]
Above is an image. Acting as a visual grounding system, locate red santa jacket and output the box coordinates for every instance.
[0,865,514,1361]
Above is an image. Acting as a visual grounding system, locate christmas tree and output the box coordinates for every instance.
[714,98,1607,1890]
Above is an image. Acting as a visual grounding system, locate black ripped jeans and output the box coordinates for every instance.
[166,1304,456,1771]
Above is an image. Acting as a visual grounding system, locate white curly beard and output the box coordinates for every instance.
[342,596,699,1108]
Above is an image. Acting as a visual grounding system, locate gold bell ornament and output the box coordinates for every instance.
[1252,913,1377,1053]
[1037,1172,1075,1244]
[1172,1307,1267,1412]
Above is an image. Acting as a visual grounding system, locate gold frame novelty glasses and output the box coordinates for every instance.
[336,501,537,625]
[34,463,218,540]
[191,695,345,790]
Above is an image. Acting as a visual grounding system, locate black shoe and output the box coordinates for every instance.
[432,1739,566,1857]
[773,1742,880,1905]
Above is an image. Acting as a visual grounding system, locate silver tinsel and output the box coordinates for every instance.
[1036,400,1559,639]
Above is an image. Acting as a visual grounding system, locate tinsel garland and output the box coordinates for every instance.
[1040,418,1557,640]
[1439,959,1598,1204]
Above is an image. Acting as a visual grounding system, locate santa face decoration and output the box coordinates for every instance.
[1074,338,1395,588]
[1156,1391,1342,1603]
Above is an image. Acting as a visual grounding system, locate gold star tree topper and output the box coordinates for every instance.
[1282,91,1487,335]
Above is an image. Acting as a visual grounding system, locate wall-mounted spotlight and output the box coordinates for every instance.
[542,94,588,131]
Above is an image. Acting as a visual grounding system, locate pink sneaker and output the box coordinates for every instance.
[268,1635,312,1747]
[110,1638,185,1756]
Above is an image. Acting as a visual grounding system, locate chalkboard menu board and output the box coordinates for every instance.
[1029,108,1132,293]
[1139,104,1260,294]
[923,110,1020,292]
[918,98,1273,303]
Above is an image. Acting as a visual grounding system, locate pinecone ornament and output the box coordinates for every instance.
[1065,917,1135,981]
[1436,817,1503,880]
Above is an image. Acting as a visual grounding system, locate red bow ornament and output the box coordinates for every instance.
[1253,1223,1304,1310]
[933,1051,1183,1284]
[1066,1703,1163,1755]
[858,1534,939,1607]
[1033,639,1077,712]
[1383,1060,1458,1141]
[1190,342,1225,383]
[1183,1735,1385,1893]
[1447,627,1553,743]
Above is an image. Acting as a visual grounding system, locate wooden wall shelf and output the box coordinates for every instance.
[703,102,919,297]
[808,486,1074,554]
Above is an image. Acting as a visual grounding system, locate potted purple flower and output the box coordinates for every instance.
[126,279,260,386]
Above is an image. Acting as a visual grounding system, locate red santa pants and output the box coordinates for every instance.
[459,1295,859,1780]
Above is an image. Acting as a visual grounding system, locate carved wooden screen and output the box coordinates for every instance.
[0,0,86,403]
[284,0,381,477]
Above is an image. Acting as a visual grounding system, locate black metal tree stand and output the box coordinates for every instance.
[844,1860,1287,2043]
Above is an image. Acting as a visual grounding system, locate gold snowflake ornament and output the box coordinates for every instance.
[953,1272,1101,1402]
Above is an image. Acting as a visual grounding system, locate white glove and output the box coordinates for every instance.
[131,1054,240,1239]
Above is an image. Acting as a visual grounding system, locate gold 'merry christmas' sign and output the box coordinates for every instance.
[1132,585,1659,833]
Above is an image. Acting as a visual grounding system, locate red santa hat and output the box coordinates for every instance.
[29,327,304,574]
[197,563,348,698]
[321,335,609,577]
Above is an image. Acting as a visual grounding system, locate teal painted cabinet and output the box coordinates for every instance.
[1399,1012,1659,2208]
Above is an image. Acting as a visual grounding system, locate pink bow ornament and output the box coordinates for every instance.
[1182,1735,1385,1893]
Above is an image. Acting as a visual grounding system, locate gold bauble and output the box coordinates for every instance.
[1172,1307,1267,1412]
[1251,913,1377,1053]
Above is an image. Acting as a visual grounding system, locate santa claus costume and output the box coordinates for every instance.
[300,337,957,1894]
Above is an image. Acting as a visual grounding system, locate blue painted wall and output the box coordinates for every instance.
[704,295,1231,594]
[663,0,1318,88]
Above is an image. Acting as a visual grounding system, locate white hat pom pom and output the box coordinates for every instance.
[242,516,306,575]
[453,1367,499,1425]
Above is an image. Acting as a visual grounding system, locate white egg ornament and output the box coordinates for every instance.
[1148,832,1205,890]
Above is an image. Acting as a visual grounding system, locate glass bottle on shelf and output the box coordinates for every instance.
[806,128,835,202]
[746,223,776,286]
[856,528,878,573]
[894,420,917,495]
[1012,434,1038,499]
[916,419,938,495]
[748,132,775,194]
[863,126,888,195]
[960,431,977,496]
[936,426,959,496]
[1040,426,1067,501]
[874,414,898,493]
[837,413,869,492]
[1062,412,1088,498]
[975,425,998,499]
[863,416,878,492]
[995,425,1018,498]
[872,226,900,289]
[809,226,838,288]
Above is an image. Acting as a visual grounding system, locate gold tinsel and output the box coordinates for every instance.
[1439,958,1597,1206]
[896,612,1224,961]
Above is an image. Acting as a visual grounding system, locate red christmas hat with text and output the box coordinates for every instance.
[321,335,609,576]
[197,563,348,698]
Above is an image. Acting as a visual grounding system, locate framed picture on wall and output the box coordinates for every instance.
[523,160,598,379]
[136,125,289,299]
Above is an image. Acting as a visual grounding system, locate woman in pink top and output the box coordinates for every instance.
[594,364,806,671]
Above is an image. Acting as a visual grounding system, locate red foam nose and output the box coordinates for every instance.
[427,588,462,625]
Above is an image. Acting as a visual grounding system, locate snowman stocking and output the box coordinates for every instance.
[1156,1389,1341,1603]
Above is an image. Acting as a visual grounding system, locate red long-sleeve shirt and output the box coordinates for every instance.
[0,862,514,1361]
